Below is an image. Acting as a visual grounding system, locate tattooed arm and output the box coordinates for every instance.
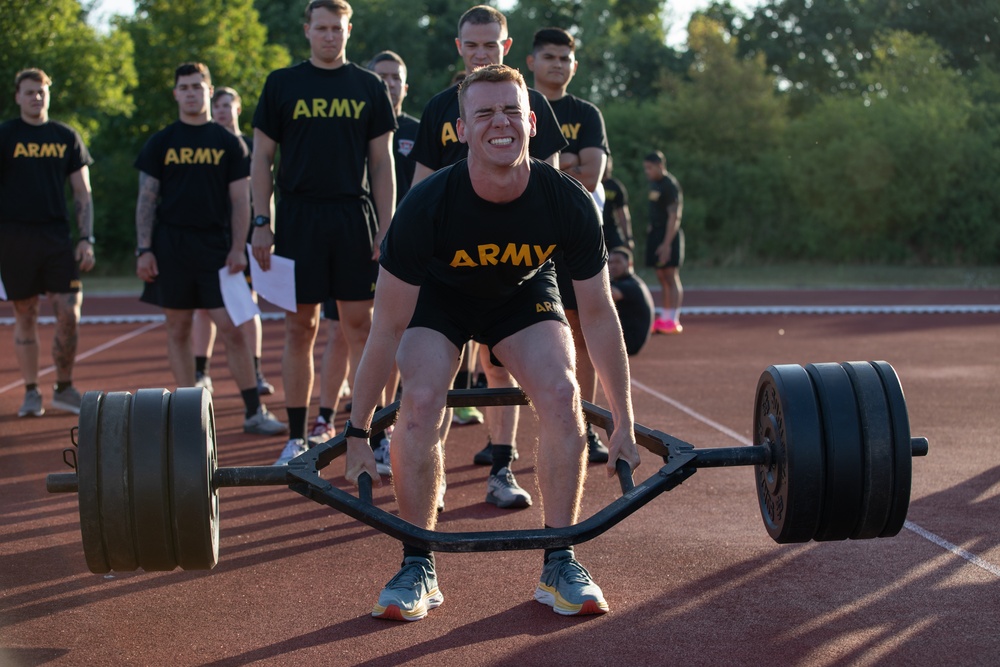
[69,166,95,272]
[135,171,160,282]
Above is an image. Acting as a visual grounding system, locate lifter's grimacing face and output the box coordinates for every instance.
[458,80,535,167]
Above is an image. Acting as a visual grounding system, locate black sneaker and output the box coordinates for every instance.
[587,426,609,463]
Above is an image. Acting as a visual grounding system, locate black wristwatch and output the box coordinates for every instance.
[252,215,271,228]
[343,420,371,439]
[78,235,96,245]
[135,246,152,257]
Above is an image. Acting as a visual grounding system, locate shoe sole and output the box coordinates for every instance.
[17,408,45,417]
[50,400,80,415]
[534,585,608,616]
[257,384,274,396]
[372,591,443,621]
[244,424,290,436]
[376,463,392,476]
[452,417,484,425]
[485,491,532,509]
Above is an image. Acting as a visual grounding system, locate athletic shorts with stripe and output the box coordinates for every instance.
[407,268,567,363]
[0,224,81,299]
[274,196,378,305]
[139,224,230,310]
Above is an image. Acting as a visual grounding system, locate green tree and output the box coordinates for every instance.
[0,0,136,142]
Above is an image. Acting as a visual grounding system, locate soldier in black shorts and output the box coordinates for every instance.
[643,150,685,334]
[134,62,286,437]
[191,86,274,397]
[0,68,94,418]
[344,65,639,622]
[250,0,397,465]
[410,5,569,502]
[308,50,418,460]
[527,26,612,463]
[608,247,655,356]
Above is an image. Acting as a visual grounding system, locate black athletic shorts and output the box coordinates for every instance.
[554,260,578,311]
[408,269,567,358]
[274,196,378,305]
[139,224,230,310]
[0,223,80,300]
[645,227,685,269]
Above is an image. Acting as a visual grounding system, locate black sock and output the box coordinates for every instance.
[195,356,209,375]
[241,388,260,418]
[55,381,72,392]
[403,544,434,566]
[475,372,488,388]
[453,370,470,390]
[544,542,573,563]
[254,356,261,375]
[287,407,308,440]
[319,407,334,423]
[490,444,514,475]
[26,383,38,392]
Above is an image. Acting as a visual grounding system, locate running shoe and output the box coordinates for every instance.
[534,549,609,616]
[243,405,289,435]
[194,371,214,394]
[653,318,683,335]
[452,406,484,425]
[274,438,309,465]
[587,425,609,463]
[372,556,444,621]
[308,416,336,444]
[485,467,532,508]
[373,437,392,476]
[18,388,44,418]
[256,374,275,396]
[51,385,82,415]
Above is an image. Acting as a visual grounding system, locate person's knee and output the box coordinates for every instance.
[533,371,578,411]
[399,381,447,427]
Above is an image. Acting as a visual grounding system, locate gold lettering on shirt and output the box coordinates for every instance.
[561,123,581,141]
[448,243,557,268]
[12,142,68,158]
[292,98,368,120]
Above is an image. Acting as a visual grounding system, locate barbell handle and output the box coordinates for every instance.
[616,458,634,494]
[358,472,373,505]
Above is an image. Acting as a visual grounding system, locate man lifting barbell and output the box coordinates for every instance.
[342,64,640,621]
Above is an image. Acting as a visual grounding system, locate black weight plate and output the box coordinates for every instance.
[77,390,110,574]
[753,364,825,543]
[871,361,912,537]
[168,387,220,570]
[129,388,177,571]
[97,392,139,570]
[841,362,894,539]
[805,363,864,541]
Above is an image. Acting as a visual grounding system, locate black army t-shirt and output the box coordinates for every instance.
[134,121,249,230]
[548,94,609,158]
[0,119,92,225]
[410,84,568,171]
[648,172,682,230]
[394,111,419,201]
[253,61,397,200]
[381,159,606,301]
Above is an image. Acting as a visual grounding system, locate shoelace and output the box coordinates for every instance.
[553,558,592,586]
[387,561,431,591]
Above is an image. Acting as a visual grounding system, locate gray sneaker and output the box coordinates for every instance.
[274,438,308,465]
[243,405,289,436]
[485,467,532,508]
[256,374,274,396]
[534,549,608,616]
[372,556,443,621]
[18,388,45,417]
[51,385,82,415]
[194,372,213,394]
[373,437,392,476]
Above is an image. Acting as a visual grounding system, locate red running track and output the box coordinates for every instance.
[1,289,998,666]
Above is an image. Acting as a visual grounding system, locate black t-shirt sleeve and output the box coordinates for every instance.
[551,167,606,281]
[527,89,569,160]
[379,172,445,285]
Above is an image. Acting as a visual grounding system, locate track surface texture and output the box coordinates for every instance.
[2,288,998,666]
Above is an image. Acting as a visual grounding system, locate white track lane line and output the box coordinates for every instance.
[630,378,1000,579]
[0,321,163,395]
